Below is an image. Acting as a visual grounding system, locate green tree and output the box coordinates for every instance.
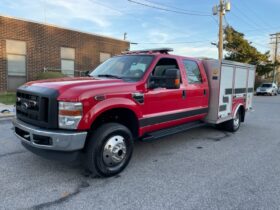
[224,26,274,76]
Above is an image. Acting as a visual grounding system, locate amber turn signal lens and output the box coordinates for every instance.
[59,109,82,116]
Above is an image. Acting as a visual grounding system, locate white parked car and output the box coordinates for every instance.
[256,83,278,96]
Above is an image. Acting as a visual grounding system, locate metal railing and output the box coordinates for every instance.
[43,67,90,77]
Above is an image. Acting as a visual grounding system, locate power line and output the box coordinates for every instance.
[89,0,123,14]
[211,16,219,26]
[223,17,270,50]
[244,26,280,33]
[127,0,211,16]
[239,1,274,29]
[231,3,264,30]
[224,15,229,27]
[127,0,218,33]
[230,11,260,30]
[251,42,270,49]
[135,40,213,44]
[143,0,210,15]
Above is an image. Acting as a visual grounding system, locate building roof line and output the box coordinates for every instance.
[0,14,130,43]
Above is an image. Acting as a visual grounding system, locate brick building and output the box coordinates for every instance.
[0,15,130,91]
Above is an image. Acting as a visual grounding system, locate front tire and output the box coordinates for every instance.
[85,123,134,177]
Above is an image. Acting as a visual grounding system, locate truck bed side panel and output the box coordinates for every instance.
[203,59,256,124]
[218,65,234,119]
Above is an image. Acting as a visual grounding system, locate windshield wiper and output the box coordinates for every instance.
[96,74,122,79]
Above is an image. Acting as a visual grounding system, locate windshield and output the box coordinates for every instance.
[90,55,154,81]
[261,84,272,88]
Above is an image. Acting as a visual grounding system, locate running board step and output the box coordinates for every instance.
[141,121,206,142]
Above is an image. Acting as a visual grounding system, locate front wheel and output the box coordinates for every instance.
[85,123,134,177]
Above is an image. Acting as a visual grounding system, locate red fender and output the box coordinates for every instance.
[78,98,142,130]
[232,98,245,118]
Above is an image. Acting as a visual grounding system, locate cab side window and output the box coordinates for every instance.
[152,58,181,83]
[152,58,179,76]
[183,60,202,84]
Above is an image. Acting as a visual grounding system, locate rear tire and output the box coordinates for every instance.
[217,109,241,132]
[85,123,134,177]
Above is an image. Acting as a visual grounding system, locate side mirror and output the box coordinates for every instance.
[84,70,90,76]
[164,69,180,89]
[148,68,180,89]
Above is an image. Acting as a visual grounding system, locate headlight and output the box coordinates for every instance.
[58,102,83,129]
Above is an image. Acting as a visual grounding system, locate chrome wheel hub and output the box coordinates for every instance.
[103,135,127,167]
[233,112,240,129]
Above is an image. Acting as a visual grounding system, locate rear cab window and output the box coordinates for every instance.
[183,60,202,84]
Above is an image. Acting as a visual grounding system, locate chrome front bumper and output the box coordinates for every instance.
[12,118,87,151]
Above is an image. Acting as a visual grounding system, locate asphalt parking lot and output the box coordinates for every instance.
[1,96,280,210]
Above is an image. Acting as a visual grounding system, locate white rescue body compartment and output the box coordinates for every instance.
[202,59,256,124]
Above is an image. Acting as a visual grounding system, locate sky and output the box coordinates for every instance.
[1,0,280,59]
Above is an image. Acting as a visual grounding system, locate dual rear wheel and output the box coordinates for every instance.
[218,109,241,132]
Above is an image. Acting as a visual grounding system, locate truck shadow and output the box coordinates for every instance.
[2,125,238,209]
[36,125,231,172]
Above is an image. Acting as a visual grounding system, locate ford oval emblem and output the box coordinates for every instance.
[21,102,29,110]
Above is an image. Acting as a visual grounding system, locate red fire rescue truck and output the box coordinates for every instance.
[13,48,255,177]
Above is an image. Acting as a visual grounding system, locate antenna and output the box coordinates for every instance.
[43,0,46,24]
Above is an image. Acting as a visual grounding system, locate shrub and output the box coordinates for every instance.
[37,71,66,80]
[0,92,16,105]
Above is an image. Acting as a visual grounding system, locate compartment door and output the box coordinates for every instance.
[246,68,255,109]
[234,67,248,98]
[218,65,234,118]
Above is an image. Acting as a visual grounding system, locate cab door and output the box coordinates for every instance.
[181,59,209,113]
[141,57,186,129]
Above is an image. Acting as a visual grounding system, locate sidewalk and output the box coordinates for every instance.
[0,103,15,119]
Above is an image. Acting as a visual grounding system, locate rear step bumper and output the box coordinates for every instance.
[142,121,206,141]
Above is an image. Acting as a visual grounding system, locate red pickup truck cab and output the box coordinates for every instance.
[13,48,255,177]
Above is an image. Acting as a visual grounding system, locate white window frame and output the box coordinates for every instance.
[100,52,111,63]
[6,40,27,77]
[61,47,75,76]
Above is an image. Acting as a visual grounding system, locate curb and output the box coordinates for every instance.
[0,114,15,121]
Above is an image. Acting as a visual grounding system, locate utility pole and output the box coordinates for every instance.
[218,0,224,61]
[124,32,127,41]
[212,1,231,61]
[270,33,280,83]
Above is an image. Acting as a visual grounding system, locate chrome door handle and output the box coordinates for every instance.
[182,90,186,99]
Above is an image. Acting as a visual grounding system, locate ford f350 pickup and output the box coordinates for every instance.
[13,48,255,177]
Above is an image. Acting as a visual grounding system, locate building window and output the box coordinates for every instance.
[61,47,75,76]
[6,40,27,91]
[183,60,202,84]
[100,52,111,63]
[6,40,26,76]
